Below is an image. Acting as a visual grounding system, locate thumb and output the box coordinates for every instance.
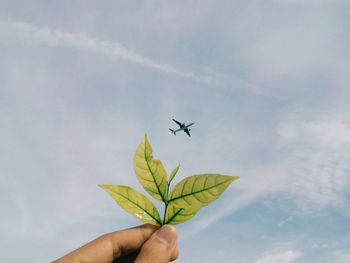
[134,225,178,263]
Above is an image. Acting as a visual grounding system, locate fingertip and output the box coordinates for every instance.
[155,225,178,248]
[134,225,179,263]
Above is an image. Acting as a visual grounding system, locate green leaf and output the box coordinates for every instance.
[164,204,199,225]
[168,174,240,209]
[169,164,180,184]
[99,184,162,226]
[133,134,168,202]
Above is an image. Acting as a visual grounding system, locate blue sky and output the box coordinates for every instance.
[1,1,350,262]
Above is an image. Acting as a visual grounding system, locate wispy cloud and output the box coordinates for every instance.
[0,20,261,92]
[255,250,302,263]
[278,216,293,227]
[277,119,350,213]
[184,118,350,238]
[330,250,350,263]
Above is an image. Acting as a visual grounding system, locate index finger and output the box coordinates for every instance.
[53,224,159,263]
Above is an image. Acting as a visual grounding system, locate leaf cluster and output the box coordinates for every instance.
[100,135,240,226]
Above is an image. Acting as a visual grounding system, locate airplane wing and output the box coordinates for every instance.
[184,128,191,137]
[172,119,184,127]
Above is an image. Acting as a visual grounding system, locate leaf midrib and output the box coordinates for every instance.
[115,190,161,225]
[144,140,166,203]
[168,178,232,203]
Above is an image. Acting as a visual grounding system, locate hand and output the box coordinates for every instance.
[53,224,179,263]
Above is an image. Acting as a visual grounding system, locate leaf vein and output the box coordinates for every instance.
[144,140,166,202]
[169,179,231,203]
[115,191,161,225]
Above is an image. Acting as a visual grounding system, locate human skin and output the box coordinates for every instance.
[53,224,179,263]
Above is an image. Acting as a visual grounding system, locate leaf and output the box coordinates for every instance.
[169,164,180,184]
[164,204,199,225]
[99,184,162,226]
[168,174,240,209]
[133,134,168,202]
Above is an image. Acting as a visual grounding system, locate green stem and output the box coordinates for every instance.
[162,180,171,225]
[162,203,168,225]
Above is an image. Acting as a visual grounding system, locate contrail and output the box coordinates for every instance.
[0,20,263,93]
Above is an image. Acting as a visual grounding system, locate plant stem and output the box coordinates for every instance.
[162,181,171,225]
[162,203,168,225]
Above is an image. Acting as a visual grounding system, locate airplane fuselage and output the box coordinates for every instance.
[173,123,194,132]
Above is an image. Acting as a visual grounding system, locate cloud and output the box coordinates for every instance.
[278,120,350,148]
[0,20,207,82]
[278,216,293,227]
[1,2,348,262]
[180,189,266,240]
[331,250,350,263]
[237,1,349,97]
[175,118,349,239]
[184,109,346,233]
[179,159,292,239]
[275,0,341,4]
[0,20,260,92]
[276,118,350,213]
[256,250,302,263]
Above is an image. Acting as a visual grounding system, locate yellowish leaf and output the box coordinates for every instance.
[164,204,199,225]
[168,174,239,209]
[133,135,168,202]
[99,184,161,226]
[169,164,180,184]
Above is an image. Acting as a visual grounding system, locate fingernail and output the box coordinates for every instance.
[155,225,177,248]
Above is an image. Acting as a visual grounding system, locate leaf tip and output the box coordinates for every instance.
[143,133,152,147]
[99,184,108,190]
[228,175,240,183]
[99,184,116,192]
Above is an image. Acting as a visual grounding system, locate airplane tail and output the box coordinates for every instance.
[169,128,176,135]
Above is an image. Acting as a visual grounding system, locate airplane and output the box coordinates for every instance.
[169,119,194,137]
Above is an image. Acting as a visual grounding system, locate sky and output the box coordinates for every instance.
[0,1,350,262]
